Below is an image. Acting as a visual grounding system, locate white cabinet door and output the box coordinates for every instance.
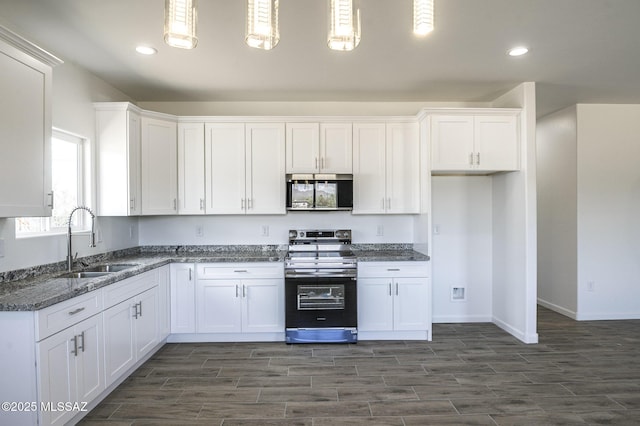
[37,328,75,426]
[357,278,394,331]
[141,116,178,215]
[0,36,53,217]
[170,263,196,333]
[431,115,475,171]
[74,314,104,404]
[37,314,104,426]
[103,299,135,387]
[246,123,286,215]
[474,115,519,171]
[352,123,387,214]
[178,122,205,214]
[197,280,242,333]
[134,287,159,358]
[158,265,171,340]
[320,122,353,173]
[205,123,246,214]
[242,278,284,333]
[386,122,419,214]
[286,123,319,173]
[393,278,428,331]
[95,104,142,216]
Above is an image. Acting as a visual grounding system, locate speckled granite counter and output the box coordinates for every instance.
[0,244,428,311]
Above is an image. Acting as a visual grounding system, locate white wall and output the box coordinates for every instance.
[491,82,538,344]
[431,176,493,322]
[536,106,578,317]
[0,60,137,272]
[139,212,413,246]
[576,104,640,319]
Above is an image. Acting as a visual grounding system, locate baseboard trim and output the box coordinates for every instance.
[492,316,538,344]
[575,312,640,321]
[537,298,577,319]
[433,315,492,323]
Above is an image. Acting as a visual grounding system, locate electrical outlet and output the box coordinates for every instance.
[587,281,595,292]
[0,238,4,258]
[433,225,440,235]
[196,225,204,237]
[376,225,384,236]
[261,225,269,237]
[96,228,103,244]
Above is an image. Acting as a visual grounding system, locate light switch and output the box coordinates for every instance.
[0,238,4,258]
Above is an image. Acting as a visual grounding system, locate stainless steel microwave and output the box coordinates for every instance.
[286,174,353,211]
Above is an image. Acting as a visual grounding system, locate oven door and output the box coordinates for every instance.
[285,276,357,328]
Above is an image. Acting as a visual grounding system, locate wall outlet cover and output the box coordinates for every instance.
[0,238,4,258]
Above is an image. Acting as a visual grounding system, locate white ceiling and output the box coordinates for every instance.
[2,0,640,117]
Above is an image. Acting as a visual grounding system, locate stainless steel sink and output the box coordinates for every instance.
[84,264,136,273]
[58,271,112,279]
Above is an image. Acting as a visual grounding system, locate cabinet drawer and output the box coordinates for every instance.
[36,291,103,341]
[357,262,429,278]
[196,263,283,279]
[103,269,158,309]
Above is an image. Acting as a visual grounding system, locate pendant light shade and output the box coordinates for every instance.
[328,0,361,51]
[246,0,280,50]
[164,0,198,49]
[413,0,434,36]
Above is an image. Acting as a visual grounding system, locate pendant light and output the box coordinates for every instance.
[413,0,434,36]
[164,0,198,49]
[328,0,361,51]
[246,0,280,50]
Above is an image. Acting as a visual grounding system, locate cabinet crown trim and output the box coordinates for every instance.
[0,25,63,67]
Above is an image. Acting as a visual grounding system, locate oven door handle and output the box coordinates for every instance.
[285,272,356,279]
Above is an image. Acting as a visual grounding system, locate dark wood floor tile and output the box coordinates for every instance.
[523,372,599,384]
[356,364,427,376]
[333,355,399,366]
[288,365,357,376]
[77,420,133,426]
[311,375,385,387]
[561,381,640,396]
[369,400,457,416]
[79,402,122,420]
[458,353,527,363]
[198,402,286,419]
[337,386,418,402]
[534,395,626,412]
[133,421,221,426]
[148,367,221,377]
[285,401,370,418]
[178,388,260,403]
[488,361,563,373]
[451,397,544,415]
[382,373,458,386]
[372,346,436,356]
[423,362,495,375]
[455,372,532,386]
[258,387,338,402]
[268,356,334,366]
[413,384,496,400]
[313,416,404,425]
[491,413,586,425]
[311,347,375,357]
[250,348,313,358]
[520,352,592,363]
[237,376,311,388]
[579,409,640,425]
[162,376,238,389]
[202,358,271,368]
[403,414,497,425]
[221,419,311,426]
[489,383,574,398]
[110,402,202,420]
[610,395,640,409]
[104,387,183,403]
[218,365,290,377]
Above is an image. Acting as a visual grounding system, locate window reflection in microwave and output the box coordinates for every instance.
[291,183,314,208]
[315,182,337,208]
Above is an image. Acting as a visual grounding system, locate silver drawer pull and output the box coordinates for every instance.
[387,268,401,272]
[234,270,248,273]
[68,307,86,315]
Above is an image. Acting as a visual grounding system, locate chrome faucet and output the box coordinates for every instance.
[67,206,97,272]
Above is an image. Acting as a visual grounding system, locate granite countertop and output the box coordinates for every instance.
[0,245,428,312]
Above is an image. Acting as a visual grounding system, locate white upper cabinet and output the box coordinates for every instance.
[0,27,61,217]
[286,122,352,173]
[95,103,142,216]
[205,122,286,215]
[353,122,419,214]
[141,115,178,215]
[431,112,519,172]
[177,122,205,214]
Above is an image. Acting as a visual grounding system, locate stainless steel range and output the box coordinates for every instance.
[285,229,357,343]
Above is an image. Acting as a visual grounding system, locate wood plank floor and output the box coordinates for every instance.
[79,306,640,425]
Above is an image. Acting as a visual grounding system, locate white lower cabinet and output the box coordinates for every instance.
[102,269,162,387]
[193,263,284,339]
[171,263,196,333]
[37,314,104,426]
[357,262,431,340]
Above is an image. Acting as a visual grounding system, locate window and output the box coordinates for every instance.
[16,129,87,236]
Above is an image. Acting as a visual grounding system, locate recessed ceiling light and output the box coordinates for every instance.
[508,46,529,57]
[136,45,157,55]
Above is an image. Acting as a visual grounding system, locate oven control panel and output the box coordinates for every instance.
[288,229,351,244]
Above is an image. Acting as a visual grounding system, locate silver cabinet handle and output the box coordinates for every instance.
[381,198,385,210]
[469,152,474,165]
[234,270,248,273]
[189,267,192,281]
[138,301,142,317]
[173,198,177,210]
[396,282,399,296]
[47,191,54,209]
[70,335,78,357]
[315,157,319,169]
[68,307,85,316]
[200,198,204,210]
[476,152,480,165]
[132,303,139,319]
[388,283,392,296]
[130,198,135,210]
[78,331,85,353]
[248,198,253,209]
[243,285,246,298]
[235,284,239,298]
[241,198,245,209]
[387,268,400,272]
